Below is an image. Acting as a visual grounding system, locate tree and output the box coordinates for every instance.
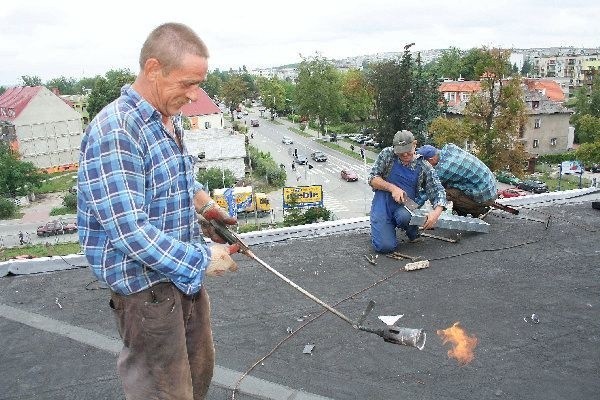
[368,44,443,147]
[0,142,45,197]
[520,59,532,76]
[569,71,600,143]
[202,72,223,99]
[340,69,373,122]
[434,47,464,80]
[575,114,600,144]
[575,141,600,164]
[256,76,286,113]
[295,55,344,136]
[221,75,248,119]
[20,75,42,86]
[462,48,527,172]
[196,167,236,191]
[45,76,77,95]
[87,69,136,119]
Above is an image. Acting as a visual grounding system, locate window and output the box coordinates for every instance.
[461,93,470,101]
[204,121,211,129]
[532,101,539,109]
[532,139,539,148]
[550,138,557,146]
[534,118,541,129]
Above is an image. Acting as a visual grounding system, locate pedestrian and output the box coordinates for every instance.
[360,148,365,159]
[417,144,496,217]
[25,232,31,244]
[291,161,296,171]
[368,130,447,253]
[77,22,239,399]
[350,144,355,152]
[18,231,24,245]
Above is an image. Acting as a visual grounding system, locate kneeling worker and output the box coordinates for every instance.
[368,130,447,253]
[417,143,497,217]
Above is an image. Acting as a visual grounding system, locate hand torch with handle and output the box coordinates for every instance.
[208,218,427,349]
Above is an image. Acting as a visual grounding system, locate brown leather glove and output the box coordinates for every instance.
[199,203,238,246]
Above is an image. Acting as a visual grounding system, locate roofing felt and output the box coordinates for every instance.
[180,88,221,117]
[1,192,599,399]
[0,86,43,121]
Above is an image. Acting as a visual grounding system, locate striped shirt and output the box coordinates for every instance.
[368,147,447,209]
[436,144,497,203]
[77,85,209,296]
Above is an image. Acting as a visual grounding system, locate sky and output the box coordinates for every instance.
[1,0,599,85]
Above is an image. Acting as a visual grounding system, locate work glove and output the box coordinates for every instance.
[206,243,239,277]
[198,203,239,247]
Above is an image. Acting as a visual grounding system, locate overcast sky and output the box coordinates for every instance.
[1,0,599,85]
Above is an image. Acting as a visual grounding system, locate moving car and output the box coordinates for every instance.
[497,188,529,199]
[341,169,358,182]
[517,179,549,193]
[311,151,327,162]
[281,136,293,145]
[250,119,259,127]
[294,154,308,165]
[495,170,521,185]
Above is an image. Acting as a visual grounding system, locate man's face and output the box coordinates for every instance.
[395,142,416,165]
[153,54,208,117]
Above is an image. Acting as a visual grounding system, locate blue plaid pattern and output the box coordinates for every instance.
[77,85,208,296]
[436,144,497,203]
[368,147,447,209]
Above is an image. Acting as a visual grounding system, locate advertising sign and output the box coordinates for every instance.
[283,185,324,209]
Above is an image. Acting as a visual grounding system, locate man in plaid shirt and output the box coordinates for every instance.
[78,23,239,399]
[417,143,497,217]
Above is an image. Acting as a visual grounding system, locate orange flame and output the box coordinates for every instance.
[437,322,478,365]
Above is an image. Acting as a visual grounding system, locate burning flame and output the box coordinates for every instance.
[437,322,478,365]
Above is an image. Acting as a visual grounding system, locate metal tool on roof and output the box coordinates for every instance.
[491,202,519,215]
[402,198,490,233]
[209,219,426,350]
[420,232,461,243]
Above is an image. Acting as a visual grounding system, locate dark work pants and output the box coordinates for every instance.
[110,283,214,400]
[445,187,493,217]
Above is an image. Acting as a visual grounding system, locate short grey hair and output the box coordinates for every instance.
[139,22,209,74]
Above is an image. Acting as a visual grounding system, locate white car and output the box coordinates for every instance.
[281,136,293,145]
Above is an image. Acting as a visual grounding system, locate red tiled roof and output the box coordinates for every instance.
[181,88,221,117]
[523,79,564,102]
[439,81,481,93]
[0,86,43,121]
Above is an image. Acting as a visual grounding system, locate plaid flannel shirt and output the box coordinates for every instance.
[436,144,497,203]
[77,85,208,296]
[368,147,447,209]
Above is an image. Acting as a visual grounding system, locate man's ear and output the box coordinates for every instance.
[143,58,162,82]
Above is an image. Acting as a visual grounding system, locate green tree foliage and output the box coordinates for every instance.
[87,69,136,119]
[368,44,443,147]
[443,48,527,172]
[256,76,287,112]
[521,59,532,76]
[62,192,77,211]
[221,75,248,117]
[202,72,223,99]
[575,114,600,144]
[20,75,42,86]
[283,206,331,227]
[196,168,236,191]
[45,76,78,95]
[295,55,344,136]
[575,141,600,164]
[340,69,373,122]
[0,197,17,219]
[0,143,45,197]
[429,117,470,146]
[247,146,286,187]
[434,47,464,80]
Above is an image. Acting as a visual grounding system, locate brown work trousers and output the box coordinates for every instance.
[109,283,214,400]
[445,187,494,217]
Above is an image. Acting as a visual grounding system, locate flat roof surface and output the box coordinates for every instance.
[1,196,599,399]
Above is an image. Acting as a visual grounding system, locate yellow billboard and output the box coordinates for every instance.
[283,185,323,209]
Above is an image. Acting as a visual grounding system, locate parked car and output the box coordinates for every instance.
[281,136,293,145]
[37,220,64,237]
[311,151,327,162]
[495,170,521,185]
[341,169,358,182]
[294,154,308,165]
[250,119,259,127]
[63,221,78,234]
[592,164,600,173]
[497,188,529,199]
[517,179,549,193]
